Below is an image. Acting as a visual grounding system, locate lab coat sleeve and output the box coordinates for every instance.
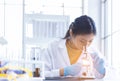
[41,47,60,77]
[88,47,106,79]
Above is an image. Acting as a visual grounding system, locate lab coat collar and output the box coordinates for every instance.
[58,39,71,65]
[58,39,66,48]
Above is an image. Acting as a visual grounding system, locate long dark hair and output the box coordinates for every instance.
[63,15,96,39]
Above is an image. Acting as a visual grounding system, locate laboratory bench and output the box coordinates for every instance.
[0,76,120,81]
[43,77,120,81]
[44,77,101,81]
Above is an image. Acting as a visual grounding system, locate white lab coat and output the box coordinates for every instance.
[41,39,105,78]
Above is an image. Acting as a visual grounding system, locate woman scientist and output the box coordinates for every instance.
[41,15,106,79]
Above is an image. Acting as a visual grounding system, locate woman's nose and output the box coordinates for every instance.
[82,42,90,47]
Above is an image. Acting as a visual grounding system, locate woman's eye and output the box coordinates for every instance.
[80,40,84,43]
[80,40,86,44]
[89,40,93,43]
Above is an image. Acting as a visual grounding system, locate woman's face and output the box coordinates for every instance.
[70,33,95,50]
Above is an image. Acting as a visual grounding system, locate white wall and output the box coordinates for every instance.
[88,0,102,51]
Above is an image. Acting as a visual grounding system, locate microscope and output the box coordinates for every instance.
[80,46,95,78]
